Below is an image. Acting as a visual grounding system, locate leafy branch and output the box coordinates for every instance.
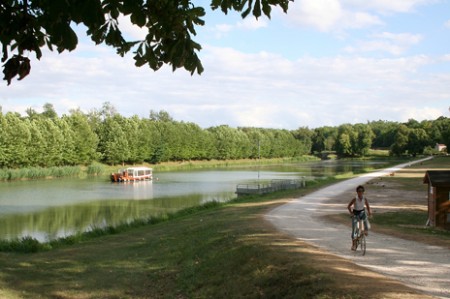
[1,0,292,85]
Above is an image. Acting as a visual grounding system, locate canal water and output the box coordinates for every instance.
[0,160,391,241]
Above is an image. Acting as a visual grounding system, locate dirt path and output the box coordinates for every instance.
[265,158,450,299]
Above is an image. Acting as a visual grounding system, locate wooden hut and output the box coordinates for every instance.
[423,171,450,228]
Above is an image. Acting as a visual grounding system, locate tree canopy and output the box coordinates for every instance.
[1,0,291,85]
[0,102,448,169]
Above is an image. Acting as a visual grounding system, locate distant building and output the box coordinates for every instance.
[435,143,447,152]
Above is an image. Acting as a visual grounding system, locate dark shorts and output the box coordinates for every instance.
[353,209,366,219]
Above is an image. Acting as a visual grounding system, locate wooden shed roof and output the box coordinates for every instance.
[423,170,450,187]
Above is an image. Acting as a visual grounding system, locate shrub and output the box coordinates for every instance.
[87,163,105,176]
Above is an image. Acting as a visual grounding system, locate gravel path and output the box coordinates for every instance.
[265,158,450,299]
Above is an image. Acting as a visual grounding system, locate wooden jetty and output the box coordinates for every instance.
[236,179,306,197]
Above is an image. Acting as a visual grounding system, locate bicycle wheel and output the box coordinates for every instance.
[360,234,366,255]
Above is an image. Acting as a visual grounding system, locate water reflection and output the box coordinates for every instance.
[113,180,154,200]
[0,160,393,241]
[0,193,219,242]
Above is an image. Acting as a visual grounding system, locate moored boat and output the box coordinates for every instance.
[111,167,153,182]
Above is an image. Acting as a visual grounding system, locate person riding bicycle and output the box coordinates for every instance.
[347,185,372,251]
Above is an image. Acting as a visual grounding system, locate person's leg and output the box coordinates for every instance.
[351,215,357,238]
[363,213,369,235]
[351,215,357,250]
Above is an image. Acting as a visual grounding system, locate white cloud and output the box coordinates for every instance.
[237,17,268,30]
[215,23,233,34]
[342,0,436,14]
[341,11,383,29]
[372,32,423,45]
[292,0,344,32]
[286,0,384,33]
[3,43,447,129]
[169,47,446,127]
[208,15,268,39]
[345,32,423,55]
[445,19,450,28]
[285,0,439,33]
[401,107,444,122]
[118,15,148,40]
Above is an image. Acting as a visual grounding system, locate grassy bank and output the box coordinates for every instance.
[0,166,82,181]
[150,156,321,172]
[0,150,411,181]
[0,157,320,181]
[0,175,435,298]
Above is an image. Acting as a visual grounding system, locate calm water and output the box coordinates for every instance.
[0,160,390,241]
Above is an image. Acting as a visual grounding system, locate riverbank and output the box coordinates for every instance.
[0,157,319,181]
[0,158,444,298]
[0,150,406,181]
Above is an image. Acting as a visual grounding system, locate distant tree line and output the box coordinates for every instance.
[0,102,448,168]
[308,118,449,157]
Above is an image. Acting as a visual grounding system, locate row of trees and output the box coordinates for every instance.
[313,118,450,157]
[0,103,448,168]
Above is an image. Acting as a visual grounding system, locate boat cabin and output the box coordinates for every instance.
[423,170,450,228]
[111,167,153,182]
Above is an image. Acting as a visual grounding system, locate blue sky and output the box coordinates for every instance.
[1,0,450,129]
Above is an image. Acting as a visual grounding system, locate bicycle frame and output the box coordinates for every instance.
[354,216,366,256]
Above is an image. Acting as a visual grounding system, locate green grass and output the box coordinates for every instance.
[416,155,450,168]
[86,162,106,176]
[0,166,82,181]
[371,211,450,239]
[373,210,428,226]
[368,149,390,156]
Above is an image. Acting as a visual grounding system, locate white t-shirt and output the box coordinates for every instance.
[354,196,365,211]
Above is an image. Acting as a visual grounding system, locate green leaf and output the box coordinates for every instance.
[262,1,272,18]
[241,7,251,18]
[80,0,105,27]
[253,0,262,18]
[35,47,42,60]
[130,11,146,27]
[65,26,78,51]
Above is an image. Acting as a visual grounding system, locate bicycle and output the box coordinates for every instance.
[352,215,366,256]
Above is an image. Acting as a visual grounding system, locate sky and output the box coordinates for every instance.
[1,0,450,129]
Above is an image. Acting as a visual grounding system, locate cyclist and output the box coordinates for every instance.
[347,185,372,251]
